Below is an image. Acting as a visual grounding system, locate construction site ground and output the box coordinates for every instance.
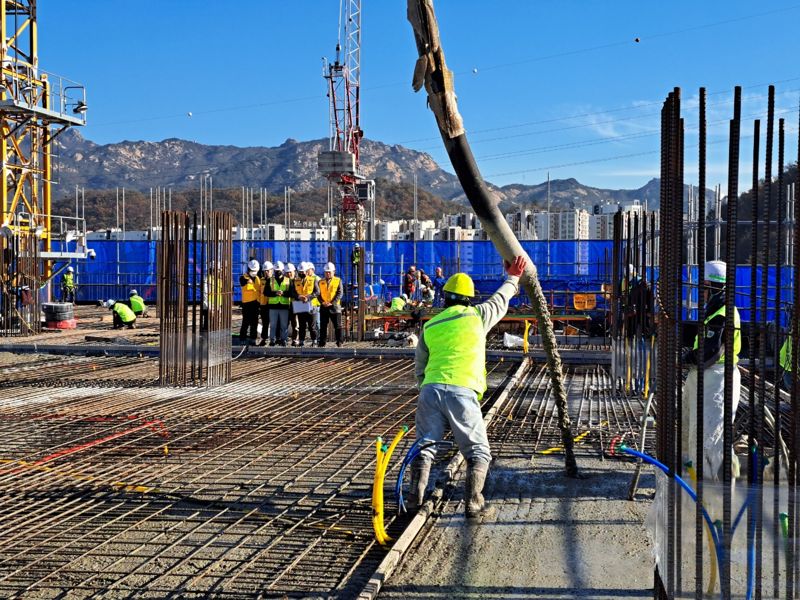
[0,306,659,599]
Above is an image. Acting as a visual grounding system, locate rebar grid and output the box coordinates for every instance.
[488,364,655,458]
[0,355,512,598]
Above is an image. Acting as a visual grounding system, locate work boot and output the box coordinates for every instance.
[405,457,432,513]
[465,459,495,520]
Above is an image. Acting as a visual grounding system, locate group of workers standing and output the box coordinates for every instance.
[239,259,344,348]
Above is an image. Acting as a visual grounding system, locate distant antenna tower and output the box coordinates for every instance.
[317,0,374,241]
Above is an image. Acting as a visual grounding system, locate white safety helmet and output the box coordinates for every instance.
[324,262,335,274]
[307,262,316,272]
[274,261,285,272]
[263,260,274,271]
[129,289,138,296]
[286,262,296,273]
[299,261,309,272]
[627,264,636,277]
[401,293,409,301]
[107,299,116,307]
[247,259,260,274]
[66,266,74,273]
[354,242,360,248]
[705,260,727,284]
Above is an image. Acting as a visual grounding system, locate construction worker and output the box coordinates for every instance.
[128,289,146,317]
[61,266,76,304]
[403,265,417,297]
[681,260,741,482]
[292,261,320,347]
[308,263,321,343]
[267,260,291,346]
[285,263,300,346]
[239,259,261,344]
[258,261,273,346]
[410,255,527,519]
[107,299,137,330]
[202,262,224,332]
[389,293,408,312]
[318,261,344,347]
[433,266,446,307]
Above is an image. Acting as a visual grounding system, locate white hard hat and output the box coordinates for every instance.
[286,262,296,272]
[298,261,309,271]
[324,262,335,273]
[401,293,408,301]
[247,259,260,272]
[354,242,360,248]
[627,264,636,276]
[307,262,316,271]
[274,261,285,272]
[107,299,116,307]
[66,266,74,273]
[705,260,727,284]
[263,260,274,271]
[129,289,137,296]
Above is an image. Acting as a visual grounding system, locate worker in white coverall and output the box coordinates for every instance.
[681,260,741,482]
[409,255,526,519]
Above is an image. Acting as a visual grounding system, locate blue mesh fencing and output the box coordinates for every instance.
[51,239,794,326]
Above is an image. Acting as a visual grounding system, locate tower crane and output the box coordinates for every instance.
[317,0,374,241]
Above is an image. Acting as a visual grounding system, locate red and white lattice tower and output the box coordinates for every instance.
[317,0,374,241]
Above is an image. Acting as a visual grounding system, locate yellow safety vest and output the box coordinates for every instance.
[294,276,314,297]
[62,273,75,290]
[780,335,793,373]
[206,276,223,310]
[311,275,321,307]
[269,277,291,306]
[390,297,406,311]
[129,294,146,313]
[319,276,341,305]
[112,302,136,323]
[241,275,261,304]
[422,304,487,398]
[693,304,741,364]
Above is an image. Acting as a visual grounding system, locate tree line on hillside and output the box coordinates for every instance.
[52,178,465,231]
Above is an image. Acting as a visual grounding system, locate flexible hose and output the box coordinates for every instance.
[395,440,454,512]
[372,427,408,545]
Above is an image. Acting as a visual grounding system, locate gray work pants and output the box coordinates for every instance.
[269,308,289,344]
[416,383,491,464]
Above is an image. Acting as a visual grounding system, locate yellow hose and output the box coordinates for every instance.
[686,463,717,595]
[625,338,631,393]
[523,320,531,354]
[372,427,408,545]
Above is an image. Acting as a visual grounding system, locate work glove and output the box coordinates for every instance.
[504,255,527,278]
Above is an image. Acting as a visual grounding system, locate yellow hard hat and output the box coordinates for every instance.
[442,273,475,298]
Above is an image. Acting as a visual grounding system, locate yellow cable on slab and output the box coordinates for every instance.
[372,427,408,545]
[686,462,718,596]
[538,421,608,455]
[523,319,531,354]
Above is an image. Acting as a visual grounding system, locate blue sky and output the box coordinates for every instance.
[40,1,800,193]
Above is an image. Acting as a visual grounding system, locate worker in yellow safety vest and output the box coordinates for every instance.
[128,289,147,317]
[681,260,741,482]
[202,263,224,331]
[409,255,527,519]
[318,261,344,347]
[256,261,273,346]
[266,261,291,346]
[239,259,261,344]
[61,266,76,304]
[106,298,137,330]
[309,263,321,344]
[292,261,320,347]
[779,311,793,391]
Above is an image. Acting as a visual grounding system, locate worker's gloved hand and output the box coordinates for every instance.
[504,256,527,278]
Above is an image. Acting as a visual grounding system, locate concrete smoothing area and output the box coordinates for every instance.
[381,456,654,599]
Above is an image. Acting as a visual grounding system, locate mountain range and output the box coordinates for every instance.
[53,130,707,222]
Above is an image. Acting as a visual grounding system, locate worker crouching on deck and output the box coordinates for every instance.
[681,260,741,481]
[106,299,137,330]
[409,256,526,519]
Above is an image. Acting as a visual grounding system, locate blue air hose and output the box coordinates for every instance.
[395,440,454,512]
